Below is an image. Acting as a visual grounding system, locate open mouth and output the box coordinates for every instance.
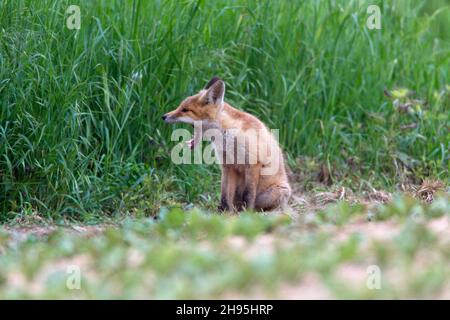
[164,118,176,124]
[162,114,196,126]
[162,115,176,124]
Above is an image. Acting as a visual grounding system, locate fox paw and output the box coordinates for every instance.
[186,139,195,150]
[218,203,233,212]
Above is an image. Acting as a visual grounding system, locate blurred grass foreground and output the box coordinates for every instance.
[1,195,449,299]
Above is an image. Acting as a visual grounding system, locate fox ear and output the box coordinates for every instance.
[205,79,225,106]
[204,76,221,90]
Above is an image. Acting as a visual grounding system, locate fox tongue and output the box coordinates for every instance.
[191,138,200,149]
[192,131,202,149]
[187,138,198,150]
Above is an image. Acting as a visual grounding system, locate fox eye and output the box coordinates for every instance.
[181,108,189,112]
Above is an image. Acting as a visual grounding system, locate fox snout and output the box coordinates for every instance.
[162,112,176,123]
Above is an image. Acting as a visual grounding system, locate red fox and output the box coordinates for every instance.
[162,76,291,212]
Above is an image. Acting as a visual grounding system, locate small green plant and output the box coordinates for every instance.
[1,196,449,299]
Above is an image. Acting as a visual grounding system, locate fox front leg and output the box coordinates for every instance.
[218,166,237,212]
[218,167,229,212]
[242,165,261,210]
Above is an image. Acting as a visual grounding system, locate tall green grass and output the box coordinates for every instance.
[0,0,449,220]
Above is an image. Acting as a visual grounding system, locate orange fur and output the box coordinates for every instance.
[163,77,291,212]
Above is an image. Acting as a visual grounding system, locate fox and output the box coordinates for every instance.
[162,76,291,212]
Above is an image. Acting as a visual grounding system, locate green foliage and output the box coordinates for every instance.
[1,196,449,299]
[0,0,449,218]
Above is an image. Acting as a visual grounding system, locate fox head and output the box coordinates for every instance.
[162,76,225,125]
